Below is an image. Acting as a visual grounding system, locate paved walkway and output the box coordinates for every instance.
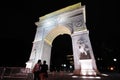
[47,72,120,80]
[1,72,120,80]
[0,67,120,80]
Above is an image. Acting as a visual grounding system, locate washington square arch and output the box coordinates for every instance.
[26,2,99,75]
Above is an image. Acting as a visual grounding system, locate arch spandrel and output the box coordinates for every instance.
[44,26,71,46]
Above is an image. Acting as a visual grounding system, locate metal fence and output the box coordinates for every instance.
[0,67,33,80]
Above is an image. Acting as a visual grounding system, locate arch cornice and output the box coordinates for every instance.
[39,3,81,21]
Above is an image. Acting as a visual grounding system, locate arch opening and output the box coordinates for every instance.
[50,34,74,72]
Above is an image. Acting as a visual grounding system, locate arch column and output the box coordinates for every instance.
[42,41,51,70]
[71,30,97,75]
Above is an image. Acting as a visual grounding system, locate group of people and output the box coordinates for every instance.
[32,59,48,80]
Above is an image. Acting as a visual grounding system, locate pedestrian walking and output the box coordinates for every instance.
[32,59,42,80]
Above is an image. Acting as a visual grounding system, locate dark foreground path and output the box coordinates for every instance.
[48,72,120,80]
[1,72,120,80]
[0,67,120,80]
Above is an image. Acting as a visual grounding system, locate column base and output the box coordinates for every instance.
[73,59,99,76]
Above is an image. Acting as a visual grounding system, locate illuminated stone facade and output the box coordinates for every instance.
[26,2,98,75]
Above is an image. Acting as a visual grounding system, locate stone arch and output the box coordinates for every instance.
[41,26,72,70]
[26,2,99,75]
[44,25,71,46]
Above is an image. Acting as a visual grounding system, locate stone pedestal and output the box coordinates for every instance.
[79,59,96,75]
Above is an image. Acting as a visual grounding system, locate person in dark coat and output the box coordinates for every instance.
[40,60,48,80]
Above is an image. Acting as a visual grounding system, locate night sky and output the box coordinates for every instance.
[0,0,118,70]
